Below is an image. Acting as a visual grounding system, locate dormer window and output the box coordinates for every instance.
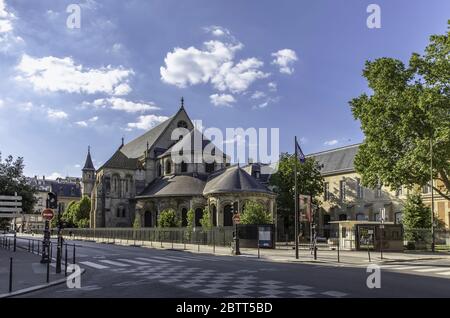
[181,161,187,173]
[177,120,188,128]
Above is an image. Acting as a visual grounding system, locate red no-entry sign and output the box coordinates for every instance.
[42,208,54,221]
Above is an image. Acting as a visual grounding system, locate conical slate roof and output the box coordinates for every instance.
[82,147,95,171]
[203,165,273,196]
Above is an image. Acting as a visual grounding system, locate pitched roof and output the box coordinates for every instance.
[82,147,95,170]
[136,174,207,198]
[157,128,228,161]
[51,182,82,198]
[120,116,174,159]
[99,147,141,170]
[307,143,360,175]
[203,165,274,196]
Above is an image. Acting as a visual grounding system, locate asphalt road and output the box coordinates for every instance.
[11,237,450,298]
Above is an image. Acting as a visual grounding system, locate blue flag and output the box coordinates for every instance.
[295,138,305,163]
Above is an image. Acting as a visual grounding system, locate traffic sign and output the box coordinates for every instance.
[42,208,54,220]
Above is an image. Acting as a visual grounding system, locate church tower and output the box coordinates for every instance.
[81,146,95,197]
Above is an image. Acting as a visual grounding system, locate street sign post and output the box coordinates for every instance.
[42,208,54,221]
[380,208,385,259]
[41,193,57,264]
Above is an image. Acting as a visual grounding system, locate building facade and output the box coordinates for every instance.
[85,100,276,228]
[309,144,450,236]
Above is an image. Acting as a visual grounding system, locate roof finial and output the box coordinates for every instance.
[180,96,184,108]
[121,136,124,146]
[88,145,90,153]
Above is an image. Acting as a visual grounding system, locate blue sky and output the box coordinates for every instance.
[0,0,448,179]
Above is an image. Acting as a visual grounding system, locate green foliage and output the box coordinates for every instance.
[200,207,212,230]
[57,196,90,228]
[269,153,324,227]
[402,194,432,241]
[185,208,195,240]
[0,152,36,215]
[133,213,141,229]
[241,201,272,225]
[158,209,180,228]
[349,23,450,200]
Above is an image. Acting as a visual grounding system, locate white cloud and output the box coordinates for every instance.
[47,108,68,120]
[85,97,160,113]
[47,172,63,180]
[324,139,339,146]
[210,93,236,107]
[160,35,268,94]
[75,121,88,127]
[0,0,23,52]
[16,54,134,95]
[75,116,98,127]
[0,0,14,33]
[204,25,231,37]
[74,164,81,168]
[251,91,266,99]
[268,82,277,92]
[212,58,269,93]
[0,99,3,108]
[127,114,169,130]
[252,96,280,110]
[271,49,298,74]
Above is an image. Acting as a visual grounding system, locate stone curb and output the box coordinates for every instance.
[0,268,86,298]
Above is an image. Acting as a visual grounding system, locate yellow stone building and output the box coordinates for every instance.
[308,144,450,237]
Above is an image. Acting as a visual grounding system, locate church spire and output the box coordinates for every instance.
[82,146,95,171]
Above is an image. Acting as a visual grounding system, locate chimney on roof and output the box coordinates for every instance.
[43,175,45,181]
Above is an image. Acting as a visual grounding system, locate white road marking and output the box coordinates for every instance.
[151,256,185,262]
[117,259,149,265]
[413,267,446,273]
[100,260,130,267]
[135,257,169,264]
[437,271,450,276]
[389,266,426,270]
[79,261,109,269]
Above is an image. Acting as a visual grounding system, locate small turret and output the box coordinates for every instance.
[81,146,95,197]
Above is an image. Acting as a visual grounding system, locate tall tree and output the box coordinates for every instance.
[0,152,36,227]
[269,154,324,230]
[241,201,272,225]
[350,22,450,199]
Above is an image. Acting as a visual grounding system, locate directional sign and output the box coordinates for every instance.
[42,208,54,220]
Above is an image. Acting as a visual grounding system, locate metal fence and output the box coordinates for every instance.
[404,228,450,251]
[34,227,237,248]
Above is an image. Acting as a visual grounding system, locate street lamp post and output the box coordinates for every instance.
[232,202,240,255]
[430,137,435,253]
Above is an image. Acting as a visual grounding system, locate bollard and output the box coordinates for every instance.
[337,239,340,263]
[314,246,317,260]
[46,258,50,283]
[213,231,215,254]
[13,232,16,252]
[9,257,13,293]
[258,242,260,259]
[28,239,31,252]
[65,244,68,277]
[73,244,76,265]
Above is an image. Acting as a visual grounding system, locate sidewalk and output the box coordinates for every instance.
[0,248,67,297]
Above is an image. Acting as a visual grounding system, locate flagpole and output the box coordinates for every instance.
[294,136,299,259]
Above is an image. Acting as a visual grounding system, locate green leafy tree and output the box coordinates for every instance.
[269,153,324,231]
[200,207,212,231]
[349,22,450,200]
[241,201,272,225]
[185,208,195,240]
[158,209,180,228]
[133,213,141,229]
[73,196,90,227]
[402,194,432,241]
[0,152,36,228]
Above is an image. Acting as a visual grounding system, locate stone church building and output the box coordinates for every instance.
[82,99,276,228]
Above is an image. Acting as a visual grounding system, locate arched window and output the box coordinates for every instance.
[165,160,172,174]
[195,208,202,227]
[212,205,217,226]
[181,161,187,173]
[223,205,233,226]
[122,207,126,218]
[181,208,188,227]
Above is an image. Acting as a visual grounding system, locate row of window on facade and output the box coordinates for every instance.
[157,160,216,176]
[103,175,133,197]
[321,211,403,224]
[322,178,407,202]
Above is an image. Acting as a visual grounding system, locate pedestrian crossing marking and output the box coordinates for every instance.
[100,260,130,267]
[117,259,149,265]
[389,266,425,270]
[135,257,169,264]
[152,256,185,262]
[413,267,446,273]
[437,271,450,276]
[79,261,109,269]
